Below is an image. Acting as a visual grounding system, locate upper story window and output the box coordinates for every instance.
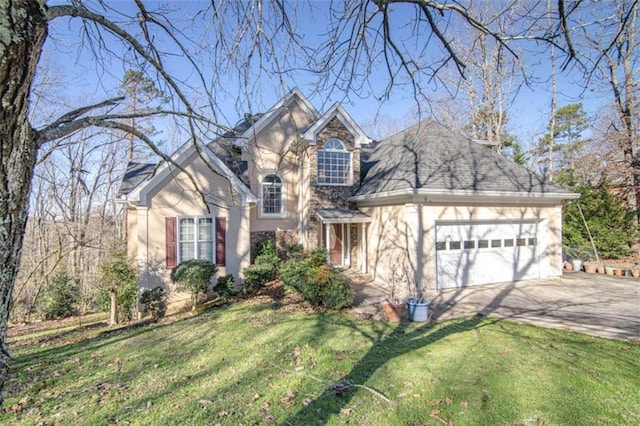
[317,138,352,185]
[261,174,283,216]
[178,217,214,263]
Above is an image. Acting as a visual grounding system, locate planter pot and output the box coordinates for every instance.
[624,269,632,277]
[584,263,597,274]
[632,270,640,278]
[381,299,403,323]
[564,261,573,271]
[596,265,606,274]
[613,268,623,277]
[406,297,430,322]
[605,266,614,275]
[571,259,583,272]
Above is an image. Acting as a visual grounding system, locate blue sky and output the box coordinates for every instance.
[39,1,605,150]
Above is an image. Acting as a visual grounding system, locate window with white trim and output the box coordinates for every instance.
[317,138,352,185]
[261,174,283,216]
[178,217,214,263]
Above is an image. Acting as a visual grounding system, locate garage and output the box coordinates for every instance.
[436,221,541,289]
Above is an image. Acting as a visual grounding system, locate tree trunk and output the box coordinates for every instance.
[110,289,118,325]
[0,0,48,405]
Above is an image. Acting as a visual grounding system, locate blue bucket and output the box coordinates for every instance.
[406,297,430,322]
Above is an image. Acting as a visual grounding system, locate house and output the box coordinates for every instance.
[117,89,578,298]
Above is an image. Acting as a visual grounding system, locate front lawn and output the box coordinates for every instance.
[4,288,640,425]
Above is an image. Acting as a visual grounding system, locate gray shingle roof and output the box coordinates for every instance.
[118,115,263,198]
[317,208,371,223]
[207,114,263,186]
[357,120,572,197]
[117,162,156,197]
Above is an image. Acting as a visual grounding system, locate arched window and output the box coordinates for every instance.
[261,174,283,215]
[317,138,352,185]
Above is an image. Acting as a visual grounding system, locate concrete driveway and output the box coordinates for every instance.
[427,272,640,341]
[351,271,640,341]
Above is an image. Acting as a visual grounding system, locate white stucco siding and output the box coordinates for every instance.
[245,99,314,233]
[136,151,251,293]
[362,202,563,292]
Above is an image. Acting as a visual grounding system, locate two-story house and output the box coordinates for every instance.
[117,89,577,298]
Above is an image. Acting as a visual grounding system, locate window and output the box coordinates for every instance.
[179,217,214,263]
[478,240,489,249]
[516,238,527,247]
[504,239,514,247]
[436,241,446,251]
[449,241,461,250]
[464,240,475,249]
[261,174,283,215]
[491,239,502,248]
[317,138,352,185]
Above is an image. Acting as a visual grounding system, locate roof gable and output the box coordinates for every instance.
[235,88,319,147]
[122,142,257,206]
[302,103,371,148]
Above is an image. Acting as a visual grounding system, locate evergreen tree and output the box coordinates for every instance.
[119,70,166,161]
[536,103,590,178]
[562,178,638,259]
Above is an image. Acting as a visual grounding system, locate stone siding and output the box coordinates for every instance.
[250,230,276,262]
[350,223,359,268]
[305,117,361,248]
[275,230,299,255]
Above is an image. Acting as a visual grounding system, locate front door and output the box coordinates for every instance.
[329,224,343,265]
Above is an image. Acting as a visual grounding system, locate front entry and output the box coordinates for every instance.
[329,224,343,265]
[316,207,371,273]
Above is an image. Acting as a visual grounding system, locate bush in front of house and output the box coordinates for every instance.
[140,287,167,320]
[280,247,353,309]
[214,274,237,298]
[38,268,79,320]
[171,259,217,309]
[97,249,138,323]
[243,240,281,295]
[284,243,304,261]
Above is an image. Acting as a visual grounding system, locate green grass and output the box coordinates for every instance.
[4,293,640,425]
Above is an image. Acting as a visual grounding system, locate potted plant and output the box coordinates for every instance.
[406,296,430,322]
[397,257,430,322]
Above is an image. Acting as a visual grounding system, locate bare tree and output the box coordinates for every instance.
[577,0,639,215]
[1,0,636,404]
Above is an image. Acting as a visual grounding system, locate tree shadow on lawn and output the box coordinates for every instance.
[286,282,517,425]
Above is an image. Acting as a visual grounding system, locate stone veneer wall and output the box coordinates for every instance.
[350,223,359,268]
[250,230,276,262]
[275,230,298,256]
[249,230,299,262]
[305,117,361,249]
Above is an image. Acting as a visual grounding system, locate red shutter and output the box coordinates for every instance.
[215,217,226,267]
[166,217,177,269]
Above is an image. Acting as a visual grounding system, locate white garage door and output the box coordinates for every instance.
[436,221,540,289]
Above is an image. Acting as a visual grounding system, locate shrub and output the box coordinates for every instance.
[140,287,167,320]
[171,259,217,309]
[285,243,304,261]
[242,240,281,294]
[38,269,79,320]
[214,274,236,298]
[98,249,138,324]
[280,248,353,309]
